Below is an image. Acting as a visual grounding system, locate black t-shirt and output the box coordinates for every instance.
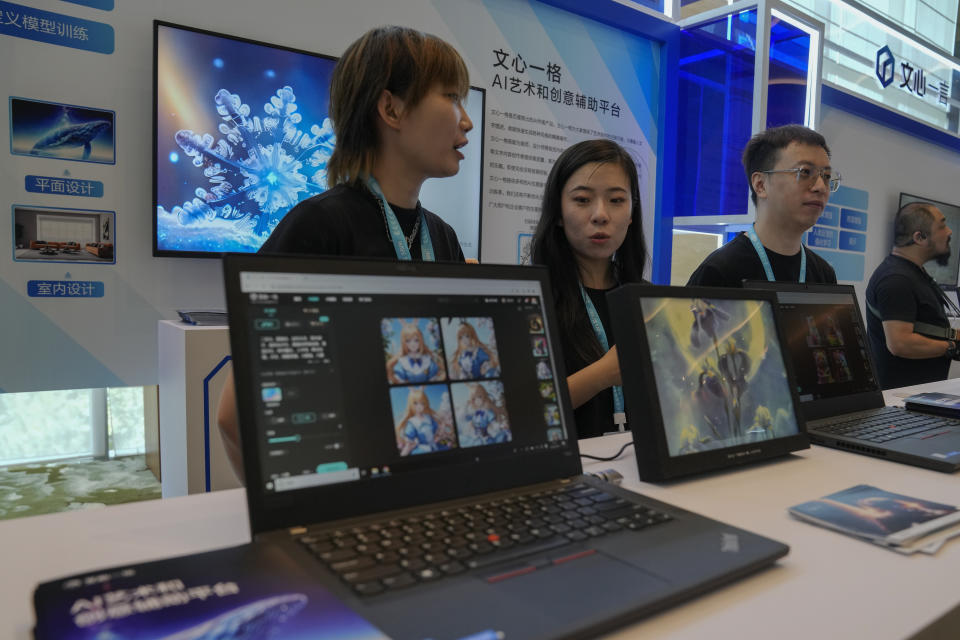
[561,286,617,440]
[259,183,465,262]
[686,232,837,287]
[865,254,950,389]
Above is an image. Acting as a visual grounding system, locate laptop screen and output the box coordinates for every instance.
[236,269,571,496]
[770,290,879,403]
[637,295,802,457]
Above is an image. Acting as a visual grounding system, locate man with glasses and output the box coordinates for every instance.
[687,125,839,287]
[866,202,958,389]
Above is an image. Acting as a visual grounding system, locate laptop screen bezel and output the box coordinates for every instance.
[223,254,582,535]
[744,281,886,421]
[609,284,810,481]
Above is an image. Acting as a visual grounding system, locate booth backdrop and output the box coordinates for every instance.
[0,0,661,393]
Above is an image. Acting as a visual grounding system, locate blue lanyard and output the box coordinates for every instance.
[366,176,434,262]
[578,282,626,430]
[745,224,805,283]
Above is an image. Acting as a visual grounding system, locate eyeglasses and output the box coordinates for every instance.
[761,166,841,193]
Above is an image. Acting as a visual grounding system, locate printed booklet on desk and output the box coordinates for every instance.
[32,543,390,639]
[176,309,228,326]
[904,391,960,419]
[789,485,960,555]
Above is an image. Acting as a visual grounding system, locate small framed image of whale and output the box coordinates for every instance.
[9,97,115,164]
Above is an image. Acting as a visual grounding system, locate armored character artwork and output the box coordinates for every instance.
[642,296,800,456]
[689,299,731,351]
[677,424,711,454]
[745,405,774,442]
[718,339,752,435]
[692,363,730,439]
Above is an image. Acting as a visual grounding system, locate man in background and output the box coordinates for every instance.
[687,125,838,287]
[866,202,958,389]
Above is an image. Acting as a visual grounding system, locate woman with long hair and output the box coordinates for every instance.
[531,139,647,439]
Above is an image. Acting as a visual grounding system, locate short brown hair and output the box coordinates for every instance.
[326,26,470,186]
[742,124,830,205]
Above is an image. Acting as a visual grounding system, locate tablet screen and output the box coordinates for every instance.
[638,296,802,457]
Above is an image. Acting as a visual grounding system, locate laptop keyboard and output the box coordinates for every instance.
[297,482,672,596]
[816,406,957,443]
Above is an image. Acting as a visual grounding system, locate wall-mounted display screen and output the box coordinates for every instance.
[154,21,484,259]
[899,192,960,287]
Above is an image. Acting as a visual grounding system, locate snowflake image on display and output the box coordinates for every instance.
[156,85,335,252]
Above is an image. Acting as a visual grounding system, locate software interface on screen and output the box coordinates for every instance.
[638,296,801,457]
[238,272,568,493]
[772,291,878,401]
[155,23,484,258]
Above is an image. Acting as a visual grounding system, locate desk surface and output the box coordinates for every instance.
[3,380,960,639]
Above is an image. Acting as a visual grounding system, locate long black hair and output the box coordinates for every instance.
[530,139,647,368]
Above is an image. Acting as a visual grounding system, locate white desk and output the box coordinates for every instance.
[3,381,959,639]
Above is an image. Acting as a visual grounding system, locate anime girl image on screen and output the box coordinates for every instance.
[824,314,845,346]
[451,381,512,448]
[390,385,456,456]
[441,317,501,380]
[805,316,822,347]
[539,381,556,402]
[531,336,549,358]
[813,349,834,384]
[831,350,853,382]
[382,318,447,384]
[640,297,800,457]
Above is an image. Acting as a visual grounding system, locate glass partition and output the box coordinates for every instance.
[767,12,814,127]
[676,9,759,218]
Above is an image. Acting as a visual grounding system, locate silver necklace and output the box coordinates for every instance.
[405,214,422,248]
[373,192,421,248]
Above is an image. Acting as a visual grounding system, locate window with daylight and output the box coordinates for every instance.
[0,387,147,466]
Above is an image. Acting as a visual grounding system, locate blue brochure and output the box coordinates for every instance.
[32,543,390,639]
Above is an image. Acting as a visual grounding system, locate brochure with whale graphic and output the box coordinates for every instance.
[789,485,960,554]
[32,543,389,639]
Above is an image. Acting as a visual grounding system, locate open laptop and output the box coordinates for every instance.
[223,254,789,640]
[749,281,960,473]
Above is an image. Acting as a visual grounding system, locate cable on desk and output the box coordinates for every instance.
[580,440,633,462]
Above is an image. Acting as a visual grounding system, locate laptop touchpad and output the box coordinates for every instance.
[486,550,668,623]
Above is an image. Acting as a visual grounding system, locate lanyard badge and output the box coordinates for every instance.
[366,176,435,262]
[579,283,626,430]
[746,225,806,283]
